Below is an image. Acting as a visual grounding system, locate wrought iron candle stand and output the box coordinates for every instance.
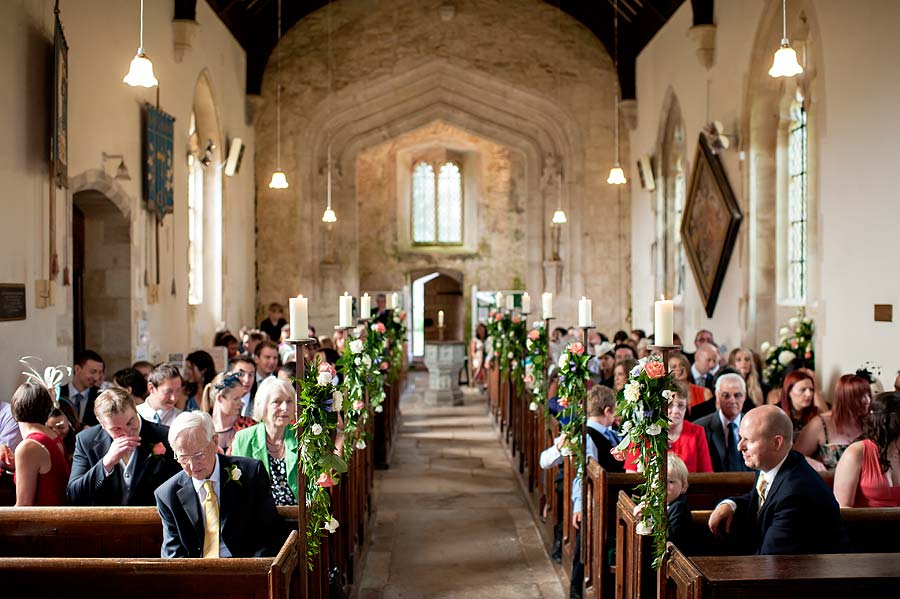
[578,324,594,560]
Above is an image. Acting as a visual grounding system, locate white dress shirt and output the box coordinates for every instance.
[67,383,91,422]
[191,455,232,558]
[719,452,790,512]
[136,401,181,426]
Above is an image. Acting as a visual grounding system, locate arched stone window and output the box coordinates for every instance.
[187,112,203,306]
[655,93,687,302]
[411,158,463,245]
[784,90,808,302]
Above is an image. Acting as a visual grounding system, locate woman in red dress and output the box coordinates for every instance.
[834,392,900,507]
[12,382,70,506]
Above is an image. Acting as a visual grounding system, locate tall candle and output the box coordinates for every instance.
[438,310,445,327]
[542,292,553,319]
[360,293,371,320]
[654,296,674,346]
[578,296,592,327]
[495,291,504,308]
[385,293,394,310]
[390,292,400,311]
[339,291,353,327]
[505,294,514,311]
[289,294,308,340]
[521,292,531,314]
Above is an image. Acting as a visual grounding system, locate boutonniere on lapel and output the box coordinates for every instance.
[144,442,168,464]
[226,464,243,486]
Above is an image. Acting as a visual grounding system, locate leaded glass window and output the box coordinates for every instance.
[411,160,463,245]
[187,112,203,306]
[787,92,807,302]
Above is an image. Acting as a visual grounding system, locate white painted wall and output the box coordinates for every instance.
[630,0,900,390]
[0,0,255,396]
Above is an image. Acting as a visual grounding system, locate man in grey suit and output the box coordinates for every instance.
[694,373,751,472]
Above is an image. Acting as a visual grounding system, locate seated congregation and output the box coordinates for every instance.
[489,325,900,599]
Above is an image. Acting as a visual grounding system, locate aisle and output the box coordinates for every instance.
[357,372,564,599]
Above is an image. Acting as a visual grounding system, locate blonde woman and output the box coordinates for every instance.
[200,372,256,454]
[728,347,765,408]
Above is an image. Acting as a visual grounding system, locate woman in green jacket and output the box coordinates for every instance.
[231,377,298,505]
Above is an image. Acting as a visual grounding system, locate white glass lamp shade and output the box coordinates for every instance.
[268,170,289,189]
[322,207,337,223]
[123,51,159,87]
[551,209,568,225]
[607,165,627,185]
[768,41,804,78]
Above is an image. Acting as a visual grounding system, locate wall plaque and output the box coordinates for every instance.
[0,284,27,321]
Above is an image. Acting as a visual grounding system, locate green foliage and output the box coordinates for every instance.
[556,341,591,475]
[524,324,549,415]
[761,308,815,389]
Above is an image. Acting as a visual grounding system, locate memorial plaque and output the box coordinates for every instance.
[0,284,27,321]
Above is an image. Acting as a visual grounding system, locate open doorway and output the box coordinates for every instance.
[72,190,132,373]
[410,269,464,357]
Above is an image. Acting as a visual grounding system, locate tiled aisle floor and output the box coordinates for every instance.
[357,372,565,599]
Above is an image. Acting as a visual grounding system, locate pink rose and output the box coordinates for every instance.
[644,360,666,379]
[152,442,166,456]
[489,310,495,318]
[494,313,503,322]
[569,342,585,355]
[318,361,337,377]
[373,322,386,334]
[790,339,799,349]
[380,361,389,371]
[353,400,365,411]
[558,396,569,408]
[528,329,541,341]
[804,351,812,359]
[512,315,521,324]
[316,473,335,488]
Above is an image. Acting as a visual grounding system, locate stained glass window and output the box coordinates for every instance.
[411,159,463,245]
[787,93,807,302]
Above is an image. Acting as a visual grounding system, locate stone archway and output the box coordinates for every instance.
[70,175,133,373]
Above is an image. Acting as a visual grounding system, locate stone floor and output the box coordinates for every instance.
[356,372,564,599]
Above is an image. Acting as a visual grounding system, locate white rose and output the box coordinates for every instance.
[788,317,800,330]
[779,327,791,338]
[375,405,383,413]
[646,424,662,436]
[324,517,340,533]
[558,354,567,368]
[760,341,771,354]
[362,354,372,368]
[624,381,641,403]
[230,467,242,481]
[356,439,366,450]
[317,371,333,386]
[349,339,364,354]
[636,521,653,536]
[311,423,323,436]
[332,390,343,412]
[621,421,633,434]
[661,390,674,401]
[778,350,796,366]
[529,402,539,412]
[354,357,361,366]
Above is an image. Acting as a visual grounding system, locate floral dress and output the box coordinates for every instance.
[268,454,296,506]
[814,415,859,471]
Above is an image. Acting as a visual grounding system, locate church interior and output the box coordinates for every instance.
[2,0,900,597]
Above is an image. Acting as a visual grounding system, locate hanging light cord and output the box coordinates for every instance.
[326,0,333,212]
[275,0,282,170]
[613,0,620,165]
[556,1,563,212]
[781,0,787,40]
[139,0,145,51]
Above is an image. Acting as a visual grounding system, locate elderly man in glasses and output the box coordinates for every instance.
[154,411,291,558]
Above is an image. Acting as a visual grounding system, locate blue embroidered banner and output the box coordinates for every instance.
[144,104,175,220]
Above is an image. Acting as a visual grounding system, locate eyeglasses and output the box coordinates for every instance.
[719,392,745,400]
[174,450,211,465]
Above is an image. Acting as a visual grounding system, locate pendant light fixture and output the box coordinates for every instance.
[550,2,567,229]
[268,0,289,189]
[768,0,804,78]
[607,0,626,185]
[321,1,337,223]
[123,0,158,87]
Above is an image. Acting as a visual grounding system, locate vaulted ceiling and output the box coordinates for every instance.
[189,0,705,99]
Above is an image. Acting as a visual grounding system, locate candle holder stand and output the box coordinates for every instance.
[578,324,594,561]
[290,336,318,596]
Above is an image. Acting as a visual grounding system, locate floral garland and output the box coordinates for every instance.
[760,308,815,389]
[524,324,549,413]
[336,334,374,461]
[506,314,527,395]
[613,357,677,569]
[384,309,407,384]
[296,357,349,568]
[485,309,507,372]
[365,321,389,414]
[555,341,590,474]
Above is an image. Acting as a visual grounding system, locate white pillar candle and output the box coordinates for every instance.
[360,293,371,320]
[339,291,353,327]
[542,292,553,319]
[438,310,445,327]
[495,291,504,308]
[505,294,514,311]
[578,296,592,328]
[390,292,400,311]
[521,292,531,314]
[385,293,393,310]
[289,294,308,340]
[654,296,674,346]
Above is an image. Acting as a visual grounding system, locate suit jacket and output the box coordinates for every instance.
[230,423,299,501]
[67,417,181,506]
[155,454,291,558]
[58,386,101,428]
[729,450,848,555]
[667,494,692,554]
[687,398,716,422]
[694,412,751,472]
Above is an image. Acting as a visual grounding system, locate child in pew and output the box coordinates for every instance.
[666,454,692,554]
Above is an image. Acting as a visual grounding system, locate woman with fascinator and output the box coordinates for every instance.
[199,371,256,454]
[12,380,70,505]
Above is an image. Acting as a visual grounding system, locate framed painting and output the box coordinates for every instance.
[681,134,742,318]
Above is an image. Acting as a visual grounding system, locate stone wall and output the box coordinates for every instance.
[256,0,631,333]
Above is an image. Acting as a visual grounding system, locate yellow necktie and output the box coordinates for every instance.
[756,475,768,510]
[202,480,220,558]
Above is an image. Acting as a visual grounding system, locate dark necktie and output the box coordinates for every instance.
[725,421,741,471]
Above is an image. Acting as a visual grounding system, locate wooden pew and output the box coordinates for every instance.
[0,530,299,599]
[660,543,900,599]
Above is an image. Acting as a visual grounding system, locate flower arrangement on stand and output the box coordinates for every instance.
[336,333,377,460]
[485,309,507,373]
[613,357,678,568]
[365,321,389,414]
[506,314,527,396]
[384,309,408,384]
[556,341,591,474]
[296,357,349,568]
[761,308,815,389]
[524,324,549,413]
